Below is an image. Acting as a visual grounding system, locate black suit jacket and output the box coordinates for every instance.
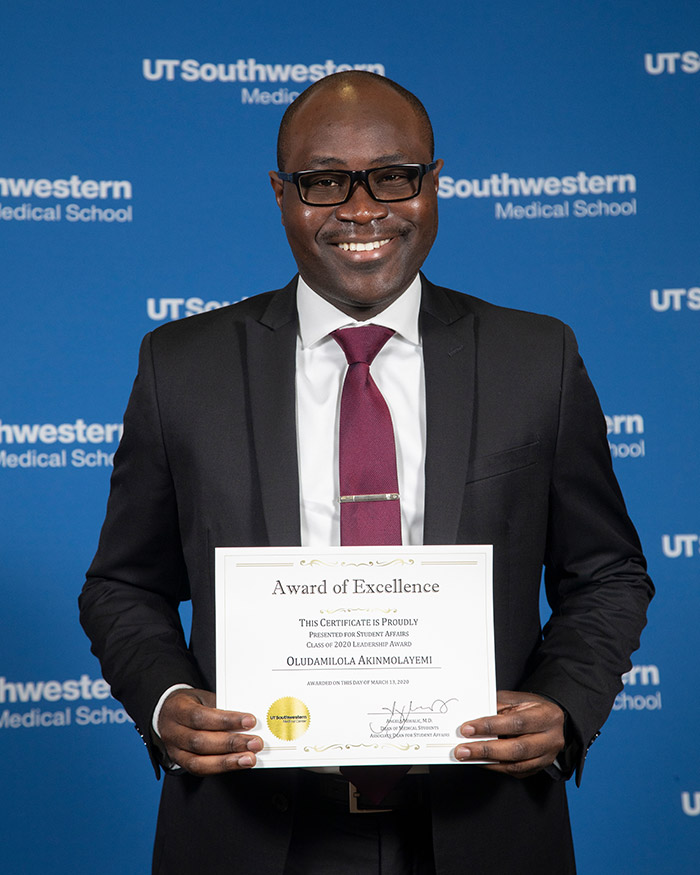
[80,277,652,874]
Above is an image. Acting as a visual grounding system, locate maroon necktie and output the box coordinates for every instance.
[331,325,402,547]
[331,325,409,805]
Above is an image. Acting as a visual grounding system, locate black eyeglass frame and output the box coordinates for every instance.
[276,162,438,206]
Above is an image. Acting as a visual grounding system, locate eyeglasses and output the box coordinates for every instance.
[276,162,438,206]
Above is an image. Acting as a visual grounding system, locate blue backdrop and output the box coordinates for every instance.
[1,1,698,871]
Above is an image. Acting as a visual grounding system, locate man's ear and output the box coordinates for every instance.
[431,159,444,192]
[269,171,285,224]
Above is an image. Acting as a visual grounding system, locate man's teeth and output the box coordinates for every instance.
[337,239,391,252]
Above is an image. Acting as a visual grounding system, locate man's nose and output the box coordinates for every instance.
[334,180,389,223]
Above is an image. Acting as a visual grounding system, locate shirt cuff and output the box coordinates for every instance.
[152,683,194,738]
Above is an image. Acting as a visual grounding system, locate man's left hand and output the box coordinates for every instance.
[454,690,565,778]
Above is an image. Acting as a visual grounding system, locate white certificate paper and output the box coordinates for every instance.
[215,545,495,768]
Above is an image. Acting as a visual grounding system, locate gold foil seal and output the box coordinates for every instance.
[267,696,311,740]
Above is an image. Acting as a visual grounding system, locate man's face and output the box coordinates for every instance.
[270,81,443,320]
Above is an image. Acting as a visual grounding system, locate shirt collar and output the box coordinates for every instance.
[296,274,422,349]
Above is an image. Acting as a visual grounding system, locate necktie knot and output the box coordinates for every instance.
[331,325,395,366]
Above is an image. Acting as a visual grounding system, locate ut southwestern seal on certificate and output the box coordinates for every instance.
[267,696,311,740]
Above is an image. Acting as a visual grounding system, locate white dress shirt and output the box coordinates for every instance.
[296,274,426,548]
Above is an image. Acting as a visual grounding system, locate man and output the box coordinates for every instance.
[80,72,653,874]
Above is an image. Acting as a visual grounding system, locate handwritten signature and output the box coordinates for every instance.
[369,698,457,738]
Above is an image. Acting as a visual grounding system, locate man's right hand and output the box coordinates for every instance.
[157,688,263,775]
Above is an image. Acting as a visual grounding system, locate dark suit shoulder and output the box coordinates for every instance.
[421,278,572,366]
[146,279,297,352]
[423,277,567,335]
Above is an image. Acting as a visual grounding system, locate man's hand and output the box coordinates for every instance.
[157,688,263,775]
[454,690,565,778]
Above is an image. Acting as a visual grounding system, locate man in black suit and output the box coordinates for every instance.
[80,72,652,874]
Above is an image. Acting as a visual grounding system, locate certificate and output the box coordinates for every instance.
[215,545,495,768]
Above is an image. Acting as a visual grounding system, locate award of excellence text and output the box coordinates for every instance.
[271,577,440,596]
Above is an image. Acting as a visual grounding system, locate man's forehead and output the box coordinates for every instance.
[291,81,417,132]
[307,77,399,108]
[285,100,428,166]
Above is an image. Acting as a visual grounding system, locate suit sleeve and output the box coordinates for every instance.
[79,332,205,769]
[520,324,653,782]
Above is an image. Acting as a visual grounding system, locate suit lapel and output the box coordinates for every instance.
[246,280,302,546]
[420,278,476,545]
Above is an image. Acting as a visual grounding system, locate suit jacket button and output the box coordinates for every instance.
[271,793,289,812]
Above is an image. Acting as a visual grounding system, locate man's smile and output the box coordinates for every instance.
[335,238,392,252]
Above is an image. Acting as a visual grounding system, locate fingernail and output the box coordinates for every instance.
[239,754,253,768]
[461,725,475,737]
[241,715,255,730]
[457,747,471,761]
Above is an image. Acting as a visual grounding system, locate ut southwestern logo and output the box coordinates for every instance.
[0,174,133,224]
[147,296,238,321]
[0,674,130,730]
[644,51,700,75]
[682,792,700,816]
[613,664,661,712]
[142,58,386,105]
[661,534,700,558]
[0,418,122,470]
[605,413,645,460]
[650,287,700,312]
[438,170,637,222]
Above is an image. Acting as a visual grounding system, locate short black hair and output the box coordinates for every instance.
[276,71,434,170]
